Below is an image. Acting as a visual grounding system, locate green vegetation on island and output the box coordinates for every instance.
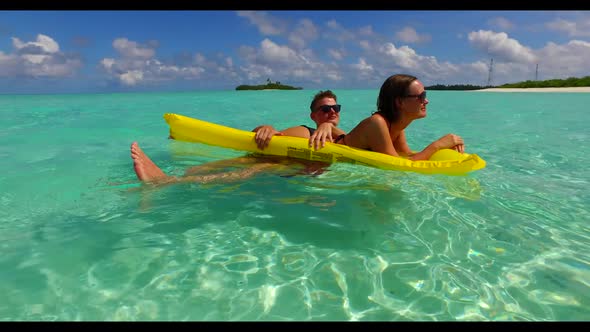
[236,78,302,91]
[426,76,590,90]
[425,84,488,91]
[498,76,590,88]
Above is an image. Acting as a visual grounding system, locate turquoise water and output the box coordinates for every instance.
[0,90,588,321]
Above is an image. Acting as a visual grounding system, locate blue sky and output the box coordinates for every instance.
[1,10,589,94]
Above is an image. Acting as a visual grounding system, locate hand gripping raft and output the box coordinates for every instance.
[164,113,486,175]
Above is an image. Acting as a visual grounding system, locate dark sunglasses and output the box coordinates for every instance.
[316,104,342,113]
[405,91,427,103]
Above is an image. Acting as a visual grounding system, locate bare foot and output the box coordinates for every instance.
[130,142,169,182]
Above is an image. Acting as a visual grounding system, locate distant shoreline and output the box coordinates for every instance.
[475,87,590,93]
[235,82,302,90]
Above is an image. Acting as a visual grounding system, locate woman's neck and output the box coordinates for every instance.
[391,113,412,132]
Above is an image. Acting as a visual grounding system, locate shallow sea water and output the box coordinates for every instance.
[0,90,588,320]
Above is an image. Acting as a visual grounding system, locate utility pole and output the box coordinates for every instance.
[487,58,494,87]
[535,64,539,81]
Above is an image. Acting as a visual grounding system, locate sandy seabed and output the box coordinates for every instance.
[476,87,590,93]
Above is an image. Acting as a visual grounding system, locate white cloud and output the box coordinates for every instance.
[438,64,488,85]
[326,20,340,30]
[239,63,274,81]
[237,45,257,63]
[379,43,419,69]
[112,38,156,59]
[0,51,20,77]
[546,17,590,37]
[237,38,342,84]
[96,16,590,89]
[352,40,492,85]
[194,53,207,65]
[99,38,223,86]
[236,11,286,36]
[194,53,206,65]
[466,60,491,77]
[488,17,515,30]
[395,27,432,44]
[120,70,143,86]
[5,14,590,92]
[376,42,460,80]
[324,19,356,43]
[292,68,314,79]
[12,34,59,53]
[288,19,319,49]
[468,30,537,64]
[313,16,587,86]
[0,51,17,63]
[21,54,48,64]
[358,25,375,37]
[452,39,590,85]
[352,57,374,79]
[535,40,590,79]
[0,34,81,78]
[260,38,306,64]
[100,58,115,70]
[324,68,342,81]
[359,40,372,51]
[328,48,345,60]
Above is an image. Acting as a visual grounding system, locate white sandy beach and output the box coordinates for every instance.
[477,87,590,93]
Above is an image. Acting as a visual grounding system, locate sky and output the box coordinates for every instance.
[0,10,589,94]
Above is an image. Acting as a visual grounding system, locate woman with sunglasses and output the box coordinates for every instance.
[338,74,465,160]
[253,90,346,151]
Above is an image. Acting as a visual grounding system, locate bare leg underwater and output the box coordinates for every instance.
[130,142,279,185]
[183,156,261,176]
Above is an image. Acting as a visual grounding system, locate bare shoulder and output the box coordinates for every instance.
[367,113,389,129]
[281,125,311,138]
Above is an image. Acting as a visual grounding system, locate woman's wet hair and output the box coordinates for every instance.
[376,74,417,123]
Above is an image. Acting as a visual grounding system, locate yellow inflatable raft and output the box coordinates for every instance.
[164,113,485,175]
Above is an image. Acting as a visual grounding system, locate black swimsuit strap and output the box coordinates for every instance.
[301,125,315,136]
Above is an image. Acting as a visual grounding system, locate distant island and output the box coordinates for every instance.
[236,78,302,91]
[497,76,590,88]
[426,84,488,91]
[426,76,590,90]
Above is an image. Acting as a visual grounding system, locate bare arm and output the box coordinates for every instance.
[407,142,440,161]
[252,124,311,150]
[280,126,312,138]
[331,126,346,137]
[252,125,281,150]
[308,123,347,150]
[408,134,465,161]
[393,130,413,156]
